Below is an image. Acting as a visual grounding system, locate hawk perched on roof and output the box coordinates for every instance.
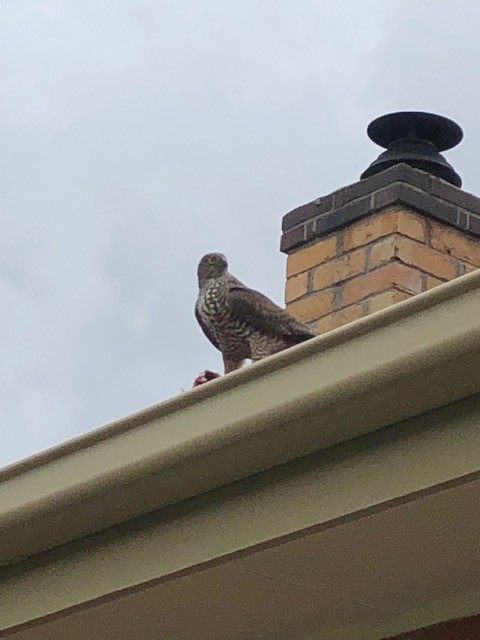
[195,253,316,374]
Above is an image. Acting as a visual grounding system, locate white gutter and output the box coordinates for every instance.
[2,270,480,566]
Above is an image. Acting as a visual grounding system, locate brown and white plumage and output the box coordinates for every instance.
[195,253,316,373]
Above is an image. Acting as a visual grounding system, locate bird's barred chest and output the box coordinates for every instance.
[196,281,255,350]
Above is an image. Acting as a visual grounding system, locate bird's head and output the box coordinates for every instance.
[197,253,228,283]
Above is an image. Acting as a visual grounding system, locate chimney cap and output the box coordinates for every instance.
[361,111,463,187]
[367,111,463,152]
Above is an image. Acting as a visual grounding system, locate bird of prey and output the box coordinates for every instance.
[195,253,316,374]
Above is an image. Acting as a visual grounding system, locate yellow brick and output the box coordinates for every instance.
[430,221,480,267]
[403,240,456,280]
[369,235,399,265]
[425,275,446,290]
[369,234,457,281]
[367,289,410,314]
[312,248,366,290]
[396,209,427,243]
[314,304,364,334]
[285,272,308,303]
[286,236,337,276]
[287,290,335,323]
[343,208,426,251]
[343,263,423,306]
[314,314,339,335]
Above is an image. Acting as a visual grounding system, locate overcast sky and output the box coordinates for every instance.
[1,0,479,467]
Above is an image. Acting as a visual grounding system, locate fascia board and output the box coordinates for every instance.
[2,270,480,565]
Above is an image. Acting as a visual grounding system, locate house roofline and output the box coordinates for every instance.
[3,270,480,566]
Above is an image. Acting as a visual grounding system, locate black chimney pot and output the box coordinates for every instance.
[361,111,463,187]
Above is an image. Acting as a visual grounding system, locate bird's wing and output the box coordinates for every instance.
[195,305,220,350]
[226,286,316,341]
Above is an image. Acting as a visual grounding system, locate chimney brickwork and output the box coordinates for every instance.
[281,163,480,334]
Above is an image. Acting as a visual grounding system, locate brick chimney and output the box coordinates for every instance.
[281,111,480,333]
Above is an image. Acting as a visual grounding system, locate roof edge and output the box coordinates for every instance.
[2,270,480,564]
[3,266,480,482]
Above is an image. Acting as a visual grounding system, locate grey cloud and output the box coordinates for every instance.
[1,0,477,466]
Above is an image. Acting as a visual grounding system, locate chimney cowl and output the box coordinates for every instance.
[361,111,463,187]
